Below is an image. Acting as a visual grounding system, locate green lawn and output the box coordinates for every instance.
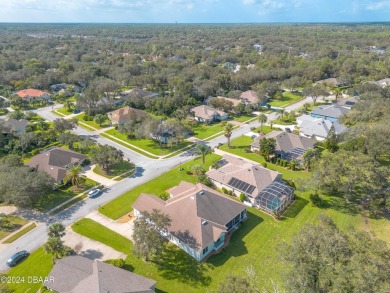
[56,107,73,116]
[272,118,297,125]
[83,190,386,293]
[219,135,310,181]
[101,133,159,159]
[192,123,225,139]
[93,161,135,179]
[105,129,192,156]
[3,223,36,244]
[231,114,256,123]
[251,125,273,134]
[72,219,131,254]
[268,91,305,108]
[74,113,111,130]
[99,154,222,219]
[32,177,98,211]
[0,216,29,240]
[6,247,53,293]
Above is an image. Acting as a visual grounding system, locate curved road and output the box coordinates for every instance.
[0,99,307,272]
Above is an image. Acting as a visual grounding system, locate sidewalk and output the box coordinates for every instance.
[83,164,117,187]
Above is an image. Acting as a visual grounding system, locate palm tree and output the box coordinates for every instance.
[63,165,83,189]
[195,143,212,166]
[48,222,65,238]
[44,237,67,264]
[224,123,234,148]
[279,109,285,121]
[258,113,267,132]
[302,148,321,171]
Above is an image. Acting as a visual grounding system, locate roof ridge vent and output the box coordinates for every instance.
[198,190,205,196]
[202,220,208,225]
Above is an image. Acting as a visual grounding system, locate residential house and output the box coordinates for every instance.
[0,118,28,133]
[44,255,156,293]
[191,105,228,123]
[206,155,294,214]
[119,88,159,99]
[240,90,260,105]
[133,181,247,262]
[368,77,390,88]
[299,117,348,141]
[251,131,316,162]
[335,97,358,109]
[107,106,148,125]
[15,88,51,103]
[26,147,86,184]
[310,104,350,123]
[50,83,81,96]
[212,96,242,107]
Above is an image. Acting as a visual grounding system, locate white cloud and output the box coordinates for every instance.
[365,1,390,10]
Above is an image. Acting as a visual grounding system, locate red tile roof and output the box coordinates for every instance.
[16,89,49,98]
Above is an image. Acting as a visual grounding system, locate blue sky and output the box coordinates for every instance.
[0,0,389,23]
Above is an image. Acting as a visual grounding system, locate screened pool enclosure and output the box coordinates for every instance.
[254,181,294,214]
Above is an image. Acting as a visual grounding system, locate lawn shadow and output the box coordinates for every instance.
[282,195,309,219]
[321,196,359,216]
[153,244,212,288]
[207,210,263,267]
[122,263,134,272]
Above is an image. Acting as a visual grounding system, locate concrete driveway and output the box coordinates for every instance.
[63,228,126,261]
[85,211,134,241]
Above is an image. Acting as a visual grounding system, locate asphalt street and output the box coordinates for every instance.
[0,99,307,272]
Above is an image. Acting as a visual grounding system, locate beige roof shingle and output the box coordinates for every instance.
[26,147,86,182]
[133,182,246,250]
[240,90,259,103]
[107,106,148,124]
[206,155,280,197]
[191,105,226,120]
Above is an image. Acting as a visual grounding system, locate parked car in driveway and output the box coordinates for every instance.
[6,250,29,267]
[73,109,81,114]
[88,188,101,198]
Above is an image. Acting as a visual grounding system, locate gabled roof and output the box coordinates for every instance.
[0,118,28,132]
[133,181,246,250]
[26,147,86,182]
[335,97,358,108]
[206,155,280,197]
[107,106,148,124]
[240,90,258,103]
[251,131,316,154]
[300,119,348,138]
[191,105,226,120]
[16,88,50,98]
[44,255,156,293]
[311,105,350,119]
[315,78,339,86]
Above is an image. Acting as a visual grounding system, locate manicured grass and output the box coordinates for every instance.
[105,129,192,156]
[49,194,87,215]
[56,107,73,116]
[272,118,297,125]
[268,91,305,108]
[3,223,36,243]
[231,114,256,123]
[251,125,273,134]
[32,177,98,211]
[72,218,131,254]
[85,189,384,293]
[0,216,29,240]
[74,113,111,130]
[93,161,135,179]
[6,247,53,293]
[191,123,225,139]
[101,133,159,159]
[99,154,222,220]
[219,135,310,181]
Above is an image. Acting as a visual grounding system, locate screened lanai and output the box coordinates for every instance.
[254,181,294,214]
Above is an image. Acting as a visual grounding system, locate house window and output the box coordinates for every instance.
[202,247,208,255]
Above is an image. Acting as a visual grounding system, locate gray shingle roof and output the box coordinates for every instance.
[0,118,28,133]
[191,105,226,120]
[311,105,350,119]
[300,119,348,139]
[44,255,156,293]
